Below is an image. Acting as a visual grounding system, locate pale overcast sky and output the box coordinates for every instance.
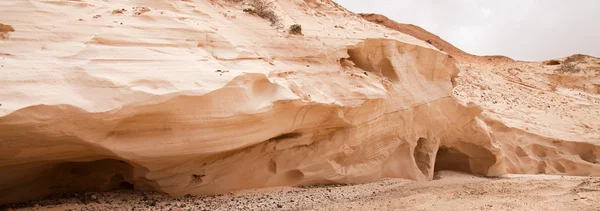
[337,0,600,61]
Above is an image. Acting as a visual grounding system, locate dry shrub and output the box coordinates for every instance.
[0,23,14,40]
[249,0,281,27]
[112,8,126,14]
[554,54,589,74]
[555,62,582,74]
[289,24,302,35]
[133,7,151,16]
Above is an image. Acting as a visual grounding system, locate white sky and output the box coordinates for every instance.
[337,0,600,61]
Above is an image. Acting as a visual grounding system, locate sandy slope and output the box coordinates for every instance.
[2,171,598,211]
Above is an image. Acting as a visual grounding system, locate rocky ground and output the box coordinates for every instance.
[2,171,598,211]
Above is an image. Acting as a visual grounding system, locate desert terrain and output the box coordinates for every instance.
[2,171,599,210]
[0,0,598,210]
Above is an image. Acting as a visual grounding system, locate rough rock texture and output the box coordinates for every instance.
[362,14,600,176]
[0,0,506,204]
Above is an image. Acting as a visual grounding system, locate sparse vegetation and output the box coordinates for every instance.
[247,0,281,27]
[555,62,582,74]
[133,7,151,15]
[554,54,587,74]
[112,8,126,14]
[289,24,302,35]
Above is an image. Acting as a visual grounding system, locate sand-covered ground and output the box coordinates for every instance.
[3,171,598,211]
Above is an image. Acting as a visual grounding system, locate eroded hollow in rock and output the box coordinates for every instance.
[434,147,474,174]
[0,159,139,205]
[268,132,302,141]
[433,143,496,176]
[46,159,136,192]
[346,44,401,82]
[413,138,434,176]
[579,153,597,164]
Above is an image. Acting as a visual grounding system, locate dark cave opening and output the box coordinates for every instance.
[51,159,136,192]
[433,143,497,176]
[412,139,498,178]
[0,159,138,206]
[434,147,474,174]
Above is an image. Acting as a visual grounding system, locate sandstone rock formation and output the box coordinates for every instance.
[362,14,600,177]
[1,0,598,206]
[0,0,506,204]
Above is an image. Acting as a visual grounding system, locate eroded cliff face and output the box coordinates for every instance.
[0,0,507,204]
[361,13,600,177]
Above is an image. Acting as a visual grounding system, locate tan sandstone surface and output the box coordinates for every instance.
[0,0,598,209]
